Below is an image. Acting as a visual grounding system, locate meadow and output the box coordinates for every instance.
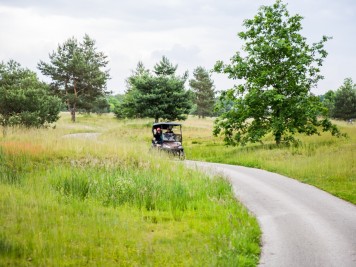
[0,113,261,266]
[184,117,356,205]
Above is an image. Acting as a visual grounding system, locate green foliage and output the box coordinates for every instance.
[0,60,61,136]
[115,58,192,122]
[107,94,124,112]
[333,78,356,120]
[189,66,216,118]
[153,55,178,76]
[319,90,336,117]
[214,0,339,145]
[78,96,110,114]
[0,150,27,184]
[38,34,110,122]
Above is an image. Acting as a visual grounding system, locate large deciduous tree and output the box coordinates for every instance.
[38,34,110,122]
[189,66,216,118]
[0,60,62,136]
[115,57,192,122]
[332,78,356,120]
[214,0,339,145]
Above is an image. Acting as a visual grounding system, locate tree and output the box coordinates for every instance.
[108,94,124,113]
[115,58,192,122]
[189,66,216,118]
[78,95,110,114]
[333,78,356,120]
[0,60,62,136]
[38,34,110,122]
[153,56,178,76]
[319,90,336,117]
[214,0,339,145]
[113,62,150,119]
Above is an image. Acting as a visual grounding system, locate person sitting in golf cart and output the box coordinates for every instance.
[164,127,175,141]
[153,128,163,144]
[165,128,174,134]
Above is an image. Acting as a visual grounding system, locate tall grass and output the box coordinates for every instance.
[0,113,261,266]
[185,117,356,204]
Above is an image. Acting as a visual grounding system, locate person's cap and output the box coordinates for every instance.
[157,128,161,131]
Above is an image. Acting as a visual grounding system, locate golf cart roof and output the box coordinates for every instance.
[152,122,181,129]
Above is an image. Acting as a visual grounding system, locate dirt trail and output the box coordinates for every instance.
[62,133,101,139]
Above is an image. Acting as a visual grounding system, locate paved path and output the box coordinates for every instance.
[186,160,356,267]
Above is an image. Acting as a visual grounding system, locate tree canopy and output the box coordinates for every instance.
[214,0,339,145]
[189,66,216,118]
[115,57,192,122]
[332,78,356,120]
[319,90,336,117]
[38,34,110,122]
[0,60,62,136]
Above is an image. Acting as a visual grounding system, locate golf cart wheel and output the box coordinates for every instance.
[179,150,185,160]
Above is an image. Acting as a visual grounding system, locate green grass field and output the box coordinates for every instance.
[184,117,356,205]
[1,113,354,266]
[0,113,260,266]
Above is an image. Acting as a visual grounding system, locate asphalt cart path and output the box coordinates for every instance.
[185,160,356,267]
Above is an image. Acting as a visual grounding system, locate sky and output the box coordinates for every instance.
[0,0,355,95]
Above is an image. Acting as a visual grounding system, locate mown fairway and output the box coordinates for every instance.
[0,113,260,266]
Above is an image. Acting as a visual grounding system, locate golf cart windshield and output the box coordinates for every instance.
[162,133,182,142]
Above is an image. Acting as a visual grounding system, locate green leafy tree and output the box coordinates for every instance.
[108,94,124,112]
[189,66,216,118]
[38,34,110,122]
[115,58,192,122]
[214,0,339,145]
[213,96,234,117]
[0,60,62,136]
[333,78,356,120]
[78,95,110,114]
[319,90,336,117]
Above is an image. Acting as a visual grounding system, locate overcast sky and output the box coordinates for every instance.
[1,0,355,95]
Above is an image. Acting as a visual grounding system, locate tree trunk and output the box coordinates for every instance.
[275,131,281,145]
[71,103,76,122]
[65,78,70,111]
[71,80,78,122]
[154,117,159,123]
[275,108,282,145]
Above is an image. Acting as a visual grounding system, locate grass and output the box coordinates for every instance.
[3,113,352,265]
[0,113,261,266]
[184,117,356,205]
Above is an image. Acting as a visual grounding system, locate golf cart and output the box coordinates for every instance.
[151,122,185,159]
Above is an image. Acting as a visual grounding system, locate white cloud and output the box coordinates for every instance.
[1,0,356,95]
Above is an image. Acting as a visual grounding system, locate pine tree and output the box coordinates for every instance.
[115,57,192,122]
[38,34,110,122]
[333,78,356,120]
[189,66,216,118]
